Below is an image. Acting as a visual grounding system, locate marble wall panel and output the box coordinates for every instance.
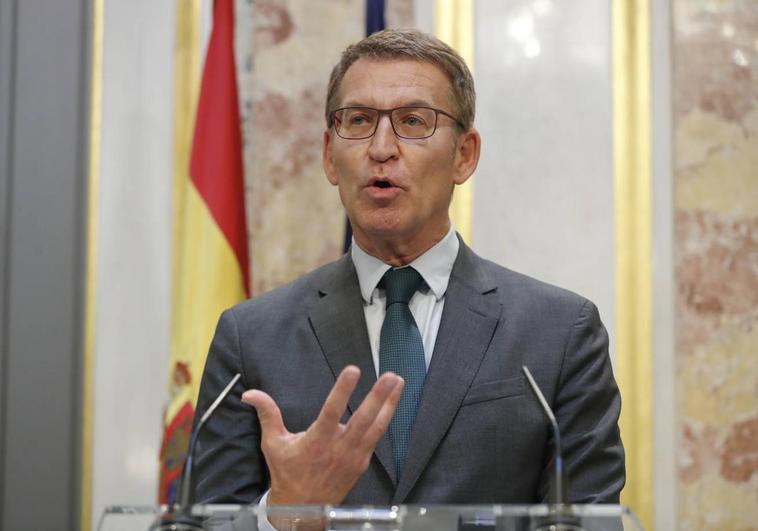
[672,2,758,529]
[472,0,615,354]
[244,0,362,295]
[242,0,414,295]
[91,0,175,521]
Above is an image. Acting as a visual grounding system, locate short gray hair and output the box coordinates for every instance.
[325,29,476,131]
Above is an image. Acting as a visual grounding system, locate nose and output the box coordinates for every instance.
[367,114,399,162]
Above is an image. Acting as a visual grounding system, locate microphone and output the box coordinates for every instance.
[458,368,579,531]
[150,373,242,530]
[521,366,582,531]
[521,366,564,505]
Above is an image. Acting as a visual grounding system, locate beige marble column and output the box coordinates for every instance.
[672,2,758,529]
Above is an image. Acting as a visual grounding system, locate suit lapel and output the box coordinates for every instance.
[393,242,503,503]
[308,255,397,484]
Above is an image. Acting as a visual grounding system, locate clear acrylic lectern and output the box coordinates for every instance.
[98,504,643,530]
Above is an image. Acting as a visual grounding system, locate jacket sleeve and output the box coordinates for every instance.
[192,308,269,504]
[543,299,626,503]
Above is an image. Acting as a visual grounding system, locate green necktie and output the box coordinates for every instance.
[379,266,426,479]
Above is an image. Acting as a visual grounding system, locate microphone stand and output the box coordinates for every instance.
[521,366,583,531]
[150,373,242,531]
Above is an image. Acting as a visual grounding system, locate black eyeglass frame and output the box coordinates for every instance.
[330,106,465,140]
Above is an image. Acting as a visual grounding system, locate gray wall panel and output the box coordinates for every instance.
[0,0,90,529]
[0,0,16,526]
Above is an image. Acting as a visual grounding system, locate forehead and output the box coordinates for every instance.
[337,58,452,109]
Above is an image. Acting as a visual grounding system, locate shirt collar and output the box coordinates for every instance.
[351,225,459,304]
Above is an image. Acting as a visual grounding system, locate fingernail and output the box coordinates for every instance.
[343,366,360,383]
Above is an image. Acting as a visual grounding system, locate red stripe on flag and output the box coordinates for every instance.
[190,0,250,295]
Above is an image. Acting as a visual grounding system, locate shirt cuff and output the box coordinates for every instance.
[256,489,277,531]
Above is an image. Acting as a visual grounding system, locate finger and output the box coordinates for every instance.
[361,376,404,449]
[344,372,402,441]
[312,366,361,437]
[241,389,287,437]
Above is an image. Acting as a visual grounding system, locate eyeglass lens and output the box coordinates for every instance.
[335,107,438,139]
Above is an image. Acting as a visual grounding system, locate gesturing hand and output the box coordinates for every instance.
[241,366,404,506]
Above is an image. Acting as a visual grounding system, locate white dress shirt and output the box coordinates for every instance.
[257,226,459,525]
[351,225,459,375]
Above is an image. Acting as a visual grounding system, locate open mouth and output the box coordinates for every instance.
[367,178,400,195]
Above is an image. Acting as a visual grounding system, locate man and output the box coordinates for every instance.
[193,29,624,508]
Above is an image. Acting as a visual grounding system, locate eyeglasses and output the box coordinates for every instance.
[331,106,463,140]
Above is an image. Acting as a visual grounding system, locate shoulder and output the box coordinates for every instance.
[489,258,587,304]
[223,254,354,325]
[458,244,596,322]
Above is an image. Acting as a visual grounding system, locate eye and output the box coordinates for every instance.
[347,111,374,126]
[397,109,427,129]
[400,113,426,127]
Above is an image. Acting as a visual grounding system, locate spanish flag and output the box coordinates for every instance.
[159,0,249,504]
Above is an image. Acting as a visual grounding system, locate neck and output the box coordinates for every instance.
[353,223,450,267]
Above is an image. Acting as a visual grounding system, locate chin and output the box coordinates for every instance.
[351,209,406,234]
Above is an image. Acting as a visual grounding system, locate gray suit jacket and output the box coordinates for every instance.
[193,240,624,505]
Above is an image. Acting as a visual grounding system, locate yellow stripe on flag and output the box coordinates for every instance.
[168,182,247,422]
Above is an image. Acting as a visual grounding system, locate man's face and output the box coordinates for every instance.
[323,58,479,256]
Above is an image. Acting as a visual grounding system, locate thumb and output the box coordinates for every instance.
[241,389,287,437]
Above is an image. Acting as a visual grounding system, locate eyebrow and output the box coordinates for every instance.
[340,99,436,109]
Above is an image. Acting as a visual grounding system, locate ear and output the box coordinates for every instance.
[452,128,481,186]
[323,129,339,186]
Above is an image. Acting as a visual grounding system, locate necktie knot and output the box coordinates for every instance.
[382,267,423,306]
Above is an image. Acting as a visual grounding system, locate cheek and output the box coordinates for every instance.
[332,151,364,184]
[419,163,457,202]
